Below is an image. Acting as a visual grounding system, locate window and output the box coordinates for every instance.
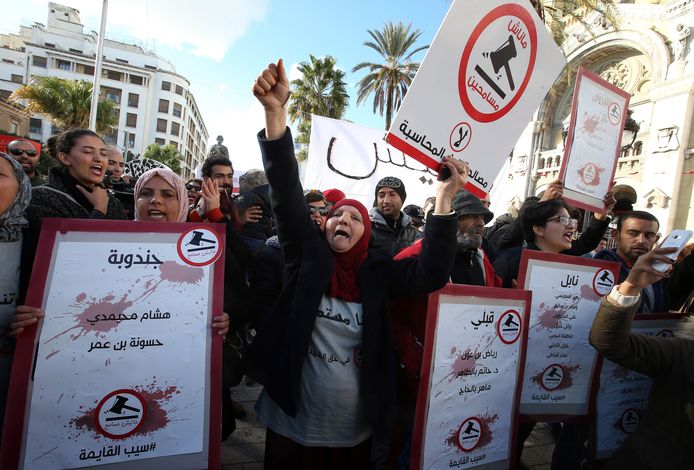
[2,59,14,64]
[9,121,18,134]
[0,90,11,100]
[168,141,178,150]
[103,88,121,105]
[11,74,23,83]
[145,64,157,70]
[124,132,135,149]
[51,125,60,135]
[69,48,82,54]
[161,81,171,91]
[155,138,166,145]
[170,122,180,136]
[175,85,184,95]
[32,56,47,67]
[129,75,143,86]
[56,59,71,70]
[44,42,56,48]
[77,64,94,75]
[126,113,137,128]
[156,119,167,133]
[116,58,129,64]
[173,103,182,118]
[158,99,169,114]
[127,93,139,108]
[105,69,123,81]
[29,118,42,134]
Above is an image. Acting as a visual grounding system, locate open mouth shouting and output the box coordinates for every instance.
[89,163,104,178]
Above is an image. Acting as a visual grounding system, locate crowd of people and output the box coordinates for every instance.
[0,59,693,469]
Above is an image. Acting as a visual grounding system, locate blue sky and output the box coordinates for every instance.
[7,0,452,170]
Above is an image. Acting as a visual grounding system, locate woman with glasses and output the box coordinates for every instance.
[304,189,329,231]
[184,178,203,207]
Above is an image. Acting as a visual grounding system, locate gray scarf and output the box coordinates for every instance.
[0,152,31,242]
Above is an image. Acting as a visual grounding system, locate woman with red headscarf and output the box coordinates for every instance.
[248,60,470,469]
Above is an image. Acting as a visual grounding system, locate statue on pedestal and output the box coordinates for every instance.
[209,135,230,159]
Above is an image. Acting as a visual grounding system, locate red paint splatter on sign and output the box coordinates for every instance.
[580,284,602,302]
[159,261,203,285]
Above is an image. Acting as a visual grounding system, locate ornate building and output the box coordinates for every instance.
[501,0,694,232]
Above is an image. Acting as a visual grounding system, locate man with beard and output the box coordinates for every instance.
[388,189,500,467]
[7,139,46,187]
[594,211,665,313]
[370,176,422,255]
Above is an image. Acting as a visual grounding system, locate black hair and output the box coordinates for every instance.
[617,210,659,232]
[520,199,569,244]
[305,190,325,205]
[55,129,102,159]
[201,156,232,178]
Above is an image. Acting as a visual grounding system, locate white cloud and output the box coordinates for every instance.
[288,62,302,82]
[51,0,268,62]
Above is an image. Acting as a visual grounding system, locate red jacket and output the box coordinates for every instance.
[391,239,501,396]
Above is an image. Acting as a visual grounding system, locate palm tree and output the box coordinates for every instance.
[352,22,429,130]
[142,143,183,174]
[287,55,349,160]
[10,76,118,133]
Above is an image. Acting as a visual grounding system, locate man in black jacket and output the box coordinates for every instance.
[369,176,422,255]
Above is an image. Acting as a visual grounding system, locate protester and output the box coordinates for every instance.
[588,247,692,469]
[236,176,273,250]
[106,146,125,181]
[0,152,33,438]
[422,196,436,221]
[324,188,345,207]
[594,211,666,313]
[248,59,468,469]
[389,189,500,468]
[185,178,203,207]
[584,237,608,258]
[370,176,423,255]
[7,139,46,187]
[402,204,425,232]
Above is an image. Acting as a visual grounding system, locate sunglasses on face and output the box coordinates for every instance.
[9,147,38,157]
[309,206,329,216]
[185,184,201,191]
[548,215,578,228]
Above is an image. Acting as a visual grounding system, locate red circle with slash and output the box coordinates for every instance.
[94,389,147,439]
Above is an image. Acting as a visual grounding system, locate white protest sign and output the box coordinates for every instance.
[591,315,682,462]
[386,0,566,198]
[517,251,619,418]
[304,115,440,208]
[560,67,631,212]
[1,220,222,470]
[412,285,530,469]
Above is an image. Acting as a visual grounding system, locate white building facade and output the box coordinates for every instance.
[0,2,208,179]
[497,0,694,233]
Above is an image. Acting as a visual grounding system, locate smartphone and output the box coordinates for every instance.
[652,229,693,272]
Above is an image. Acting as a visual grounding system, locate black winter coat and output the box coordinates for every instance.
[246,128,457,444]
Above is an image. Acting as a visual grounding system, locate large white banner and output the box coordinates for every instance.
[304,115,441,209]
[386,0,566,198]
[413,285,530,469]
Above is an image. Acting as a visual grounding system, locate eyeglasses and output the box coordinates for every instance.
[185,184,201,191]
[9,148,38,157]
[309,206,329,216]
[548,215,578,228]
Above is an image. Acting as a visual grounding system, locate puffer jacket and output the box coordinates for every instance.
[369,208,422,256]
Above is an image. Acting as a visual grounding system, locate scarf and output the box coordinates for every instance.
[133,168,189,222]
[326,199,371,302]
[0,152,31,242]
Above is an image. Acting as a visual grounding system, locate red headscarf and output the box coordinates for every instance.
[325,199,371,302]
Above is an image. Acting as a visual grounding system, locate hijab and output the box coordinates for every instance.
[0,152,31,242]
[325,199,371,302]
[133,168,188,222]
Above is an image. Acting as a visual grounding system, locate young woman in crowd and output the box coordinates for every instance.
[0,152,32,438]
[247,59,468,469]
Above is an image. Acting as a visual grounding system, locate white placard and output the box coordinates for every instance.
[518,251,619,418]
[304,115,440,208]
[386,0,566,198]
[593,316,681,461]
[413,287,530,469]
[560,67,631,212]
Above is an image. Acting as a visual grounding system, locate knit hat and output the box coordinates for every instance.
[451,189,494,224]
[374,176,406,206]
[323,188,345,205]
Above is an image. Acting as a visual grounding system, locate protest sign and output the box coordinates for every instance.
[1,219,224,470]
[590,314,683,462]
[304,115,439,208]
[412,285,531,469]
[386,0,566,198]
[517,250,619,419]
[560,66,631,212]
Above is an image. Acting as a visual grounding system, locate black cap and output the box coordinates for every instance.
[374,176,406,205]
[451,189,494,224]
[403,204,425,224]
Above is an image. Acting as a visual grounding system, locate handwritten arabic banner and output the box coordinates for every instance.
[517,251,619,419]
[386,0,566,198]
[560,67,631,213]
[1,219,223,470]
[590,314,682,462]
[304,115,440,208]
[412,285,531,469]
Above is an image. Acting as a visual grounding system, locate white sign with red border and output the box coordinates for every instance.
[411,285,531,469]
[386,0,566,198]
[517,250,620,419]
[559,66,631,213]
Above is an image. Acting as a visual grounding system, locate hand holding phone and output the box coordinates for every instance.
[652,230,693,272]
